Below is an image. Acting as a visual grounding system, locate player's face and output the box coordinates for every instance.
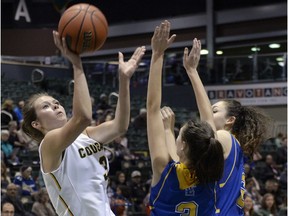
[33,96,67,132]
[212,101,229,130]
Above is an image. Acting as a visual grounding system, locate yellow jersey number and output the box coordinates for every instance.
[176,201,198,216]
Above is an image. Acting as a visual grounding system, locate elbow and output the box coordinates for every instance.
[146,101,158,113]
[118,126,128,135]
[79,115,92,127]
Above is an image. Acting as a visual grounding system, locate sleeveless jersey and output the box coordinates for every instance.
[214,134,245,216]
[39,133,115,216]
[149,160,217,216]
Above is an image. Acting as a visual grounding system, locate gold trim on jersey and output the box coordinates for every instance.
[214,185,220,213]
[49,173,61,190]
[219,136,237,188]
[152,165,174,206]
[59,195,74,216]
[49,174,74,215]
[175,163,198,190]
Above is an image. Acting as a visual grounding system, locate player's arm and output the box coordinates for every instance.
[183,39,231,156]
[183,39,216,133]
[161,106,179,161]
[147,21,176,186]
[41,31,92,172]
[86,47,146,144]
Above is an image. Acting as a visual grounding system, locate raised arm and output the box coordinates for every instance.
[147,20,176,185]
[41,31,92,172]
[161,106,179,161]
[183,39,216,133]
[86,46,146,144]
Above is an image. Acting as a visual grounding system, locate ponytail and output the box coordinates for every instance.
[194,137,224,184]
[182,120,224,184]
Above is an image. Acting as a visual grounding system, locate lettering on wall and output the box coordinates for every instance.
[206,82,287,106]
[15,0,31,22]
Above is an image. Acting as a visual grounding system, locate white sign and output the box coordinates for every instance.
[205,82,287,106]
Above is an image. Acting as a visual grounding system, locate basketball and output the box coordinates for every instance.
[58,3,108,54]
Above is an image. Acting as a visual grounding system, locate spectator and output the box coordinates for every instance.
[127,170,147,212]
[96,93,111,112]
[261,154,280,182]
[1,99,19,130]
[276,136,287,166]
[1,202,15,216]
[13,100,25,124]
[131,108,147,130]
[8,121,26,151]
[1,130,19,165]
[243,194,261,216]
[278,195,287,216]
[256,193,278,216]
[17,120,38,152]
[274,132,284,148]
[244,163,255,179]
[1,161,12,195]
[245,178,262,209]
[111,171,128,191]
[109,136,134,175]
[110,185,131,216]
[279,165,287,193]
[1,183,32,216]
[31,188,56,216]
[13,166,38,203]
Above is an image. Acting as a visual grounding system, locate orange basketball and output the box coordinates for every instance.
[58,3,108,54]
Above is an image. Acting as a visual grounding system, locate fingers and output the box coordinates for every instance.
[53,31,62,51]
[130,46,146,65]
[168,34,177,46]
[161,106,174,119]
[191,38,201,56]
[153,26,160,39]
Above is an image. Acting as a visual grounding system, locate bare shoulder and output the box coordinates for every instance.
[216,130,233,159]
[40,129,63,173]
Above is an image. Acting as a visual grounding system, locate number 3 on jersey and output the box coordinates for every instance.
[176,201,198,216]
[99,155,108,180]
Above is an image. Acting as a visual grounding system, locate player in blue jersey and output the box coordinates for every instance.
[147,20,225,216]
[184,39,272,215]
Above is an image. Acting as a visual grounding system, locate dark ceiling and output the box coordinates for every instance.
[1,0,286,57]
[1,0,286,28]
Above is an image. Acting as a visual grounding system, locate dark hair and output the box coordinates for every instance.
[222,100,272,157]
[261,193,277,214]
[22,93,49,142]
[36,188,49,203]
[181,120,224,184]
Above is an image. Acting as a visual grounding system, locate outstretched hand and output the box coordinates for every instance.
[183,38,201,72]
[118,46,146,79]
[161,106,175,131]
[151,20,176,56]
[53,31,81,67]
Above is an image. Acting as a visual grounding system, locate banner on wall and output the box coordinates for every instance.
[206,82,287,106]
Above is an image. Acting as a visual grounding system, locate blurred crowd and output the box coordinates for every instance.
[1,97,287,216]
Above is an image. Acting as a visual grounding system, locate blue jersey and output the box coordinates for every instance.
[214,134,245,216]
[149,160,217,216]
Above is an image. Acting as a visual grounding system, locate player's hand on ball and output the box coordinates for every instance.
[53,31,81,66]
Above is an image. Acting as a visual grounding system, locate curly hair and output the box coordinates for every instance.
[222,100,272,157]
